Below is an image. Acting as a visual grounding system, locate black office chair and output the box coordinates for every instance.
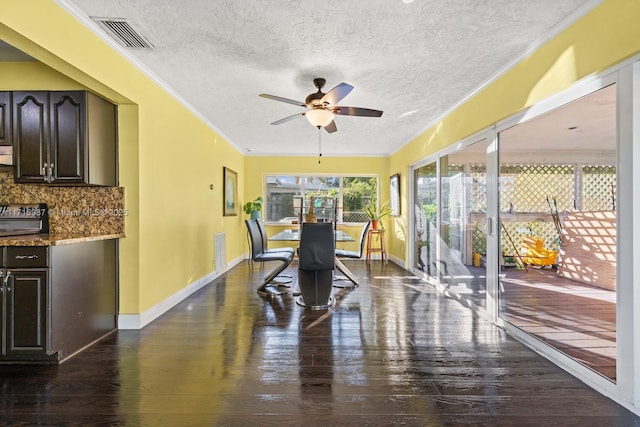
[296,222,335,310]
[245,219,294,297]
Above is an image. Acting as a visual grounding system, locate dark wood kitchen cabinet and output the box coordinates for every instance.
[0,246,51,360]
[12,91,116,185]
[0,240,117,363]
[1,269,49,358]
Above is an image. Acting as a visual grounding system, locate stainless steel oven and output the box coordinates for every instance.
[0,204,49,237]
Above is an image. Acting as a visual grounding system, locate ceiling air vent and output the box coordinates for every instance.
[93,18,154,50]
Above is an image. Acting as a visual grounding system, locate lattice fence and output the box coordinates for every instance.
[582,165,616,211]
[499,164,574,212]
[466,164,615,256]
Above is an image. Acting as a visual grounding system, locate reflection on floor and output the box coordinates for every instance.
[0,261,635,425]
[440,265,488,308]
[500,267,616,381]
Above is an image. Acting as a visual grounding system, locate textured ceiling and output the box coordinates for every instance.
[52,0,596,157]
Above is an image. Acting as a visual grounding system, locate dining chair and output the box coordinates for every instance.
[333,221,370,288]
[245,219,294,297]
[335,221,371,260]
[256,219,295,255]
[296,222,335,309]
[255,218,294,282]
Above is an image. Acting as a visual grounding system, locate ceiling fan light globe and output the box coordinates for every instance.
[306,109,334,128]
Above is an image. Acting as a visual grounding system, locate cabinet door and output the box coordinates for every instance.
[13,92,49,183]
[0,271,5,356]
[49,91,86,184]
[5,269,49,356]
[0,92,10,147]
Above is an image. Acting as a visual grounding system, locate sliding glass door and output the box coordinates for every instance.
[413,161,437,278]
[408,85,618,382]
[497,84,618,382]
[439,140,488,308]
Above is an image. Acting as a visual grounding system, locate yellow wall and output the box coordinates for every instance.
[1,0,244,315]
[388,0,640,266]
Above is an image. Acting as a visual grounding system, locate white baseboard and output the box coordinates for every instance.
[387,254,405,268]
[118,255,244,330]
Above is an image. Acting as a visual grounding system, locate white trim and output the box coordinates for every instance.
[117,255,244,330]
[633,61,640,410]
[408,153,439,274]
[387,254,406,269]
[54,0,244,156]
[622,60,640,409]
[496,72,619,134]
[437,128,490,158]
[485,126,499,323]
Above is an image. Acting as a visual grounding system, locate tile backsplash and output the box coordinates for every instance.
[0,168,125,235]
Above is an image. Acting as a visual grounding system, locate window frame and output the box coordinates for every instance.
[263,173,379,225]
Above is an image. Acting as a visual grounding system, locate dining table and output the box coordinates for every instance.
[269,228,360,287]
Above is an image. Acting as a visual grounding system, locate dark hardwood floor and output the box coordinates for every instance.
[1,260,638,426]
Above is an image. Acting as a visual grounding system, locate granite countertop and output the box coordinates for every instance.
[0,232,125,246]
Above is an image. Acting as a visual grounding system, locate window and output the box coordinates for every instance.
[265,175,378,223]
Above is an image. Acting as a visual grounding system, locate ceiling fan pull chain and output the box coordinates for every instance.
[318,126,322,164]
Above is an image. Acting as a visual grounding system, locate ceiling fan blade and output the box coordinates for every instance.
[260,93,307,108]
[332,106,383,117]
[270,112,304,125]
[324,120,337,133]
[321,82,353,106]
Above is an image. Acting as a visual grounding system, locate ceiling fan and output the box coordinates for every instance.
[259,78,383,133]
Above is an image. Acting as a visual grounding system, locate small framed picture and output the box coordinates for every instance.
[223,167,238,216]
[390,173,400,216]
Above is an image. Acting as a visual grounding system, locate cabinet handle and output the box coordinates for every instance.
[3,271,10,287]
[48,163,55,182]
[15,254,38,260]
[41,162,48,177]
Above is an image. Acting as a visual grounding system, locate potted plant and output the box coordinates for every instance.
[363,201,391,230]
[243,196,264,220]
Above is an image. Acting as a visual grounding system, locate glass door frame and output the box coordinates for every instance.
[408,154,439,282]
[492,68,628,401]
[409,128,497,305]
[407,58,640,414]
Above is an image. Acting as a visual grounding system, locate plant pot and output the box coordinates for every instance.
[371,220,381,230]
[250,211,261,220]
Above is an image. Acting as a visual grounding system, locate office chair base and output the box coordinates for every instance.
[296,295,335,310]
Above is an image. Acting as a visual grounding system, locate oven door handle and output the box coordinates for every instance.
[15,254,38,260]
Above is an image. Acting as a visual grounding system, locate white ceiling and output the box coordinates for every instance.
[13,1,603,157]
